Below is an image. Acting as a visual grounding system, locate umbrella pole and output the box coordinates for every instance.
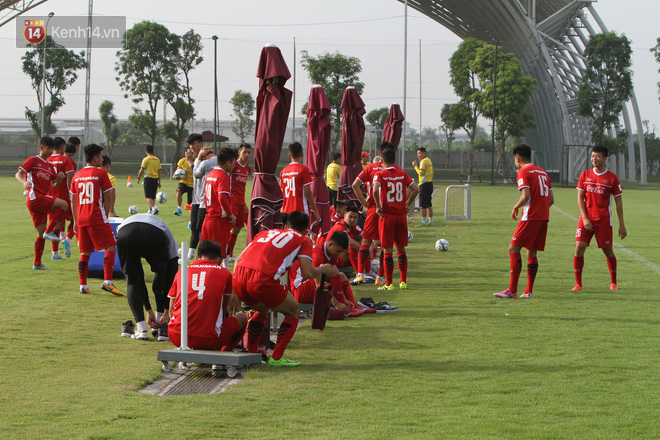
[213,35,219,152]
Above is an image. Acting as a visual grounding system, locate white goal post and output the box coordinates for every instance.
[444,184,471,220]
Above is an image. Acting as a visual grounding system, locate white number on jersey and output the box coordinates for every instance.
[537,175,550,197]
[256,229,295,249]
[191,271,207,300]
[204,183,212,207]
[77,181,94,205]
[283,177,295,198]
[385,181,404,203]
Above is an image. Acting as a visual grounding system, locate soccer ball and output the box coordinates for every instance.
[23,190,28,197]
[371,258,380,274]
[435,239,449,252]
[173,168,186,179]
[156,192,168,203]
[408,231,413,242]
[128,205,139,215]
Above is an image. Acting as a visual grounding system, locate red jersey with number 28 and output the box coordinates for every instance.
[236,229,313,281]
[374,166,414,215]
[356,162,383,205]
[280,163,313,214]
[516,163,552,221]
[168,260,232,339]
[19,155,58,201]
[69,166,113,226]
[204,167,231,218]
[577,168,622,223]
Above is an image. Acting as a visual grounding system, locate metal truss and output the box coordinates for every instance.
[0,0,50,29]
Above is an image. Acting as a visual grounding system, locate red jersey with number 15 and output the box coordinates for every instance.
[355,162,384,205]
[69,166,113,226]
[230,161,251,205]
[516,163,552,221]
[236,229,313,281]
[374,166,414,215]
[280,163,313,214]
[577,168,622,223]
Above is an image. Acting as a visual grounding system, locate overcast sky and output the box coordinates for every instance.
[0,0,658,136]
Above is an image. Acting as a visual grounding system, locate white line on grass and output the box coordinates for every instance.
[552,205,660,276]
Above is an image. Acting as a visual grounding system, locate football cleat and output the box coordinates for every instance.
[157,325,169,341]
[377,284,396,291]
[101,283,124,296]
[42,232,61,242]
[374,277,385,286]
[373,301,398,312]
[32,264,51,270]
[610,283,618,291]
[399,282,408,290]
[174,207,182,216]
[62,238,71,258]
[520,293,532,298]
[51,254,64,260]
[571,285,583,291]
[268,356,300,367]
[358,297,376,309]
[493,288,518,299]
[79,286,92,294]
[350,275,365,285]
[131,330,149,341]
[362,275,375,284]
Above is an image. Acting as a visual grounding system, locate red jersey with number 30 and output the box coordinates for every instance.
[168,260,232,339]
[374,166,414,215]
[516,163,552,221]
[230,161,251,205]
[204,167,231,218]
[47,154,76,200]
[236,229,313,280]
[19,155,58,201]
[356,162,383,205]
[70,166,113,226]
[280,163,313,214]
[577,168,622,223]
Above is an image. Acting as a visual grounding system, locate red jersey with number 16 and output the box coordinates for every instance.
[236,229,313,281]
[69,166,113,226]
[374,166,414,215]
[280,163,313,214]
[516,163,552,221]
[577,168,622,223]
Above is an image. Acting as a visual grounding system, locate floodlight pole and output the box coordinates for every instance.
[40,12,54,138]
[83,0,93,153]
[402,0,408,164]
[212,35,218,152]
[490,41,498,186]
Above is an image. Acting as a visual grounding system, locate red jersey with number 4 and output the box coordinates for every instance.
[204,167,231,218]
[236,229,313,280]
[516,163,552,221]
[577,168,622,223]
[47,154,76,200]
[280,163,313,214]
[69,166,113,227]
[230,161,251,205]
[168,260,232,339]
[356,162,384,205]
[374,166,414,215]
[19,155,58,201]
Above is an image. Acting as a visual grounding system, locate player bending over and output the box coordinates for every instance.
[233,211,339,366]
[494,144,553,299]
[44,136,75,260]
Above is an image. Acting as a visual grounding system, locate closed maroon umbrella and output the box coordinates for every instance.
[337,86,365,207]
[305,85,332,235]
[247,44,292,242]
[382,102,404,149]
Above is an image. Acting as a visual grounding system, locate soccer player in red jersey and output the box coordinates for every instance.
[15,136,69,270]
[70,144,123,296]
[373,147,419,290]
[573,145,627,291]
[167,240,247,351]
[352,141,394,285]
[233,211,339,366]
[326,205,362,273]
[62,142,79,243]
[280,142,321,226]
[494,144,554,299]
[200,147,237,258]
[45,137,76,260]
[227,143,252,264]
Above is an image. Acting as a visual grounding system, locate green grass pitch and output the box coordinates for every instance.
[1,173,659,439]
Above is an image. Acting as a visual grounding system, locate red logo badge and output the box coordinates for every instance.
[23,20,45,45]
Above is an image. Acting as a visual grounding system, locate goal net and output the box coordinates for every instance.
[444,184,471,220]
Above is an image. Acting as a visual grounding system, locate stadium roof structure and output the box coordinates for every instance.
[400,0,647,183]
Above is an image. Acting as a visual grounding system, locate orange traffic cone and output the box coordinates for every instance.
[127,176,133,187]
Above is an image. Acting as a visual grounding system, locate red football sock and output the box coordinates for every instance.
[272,317,299,360]
[358,245,370,274]
[607,255,617,284]
[524,257,538,294]
[78,254,90,285]
[342,280,357,306]
[372,246,378,259]
[246,312,267,353]
[384,252,394,286]
[228,232,238,257]
[508,252,522,293]
[34,237,45,267]
[329,275,344,302]
[378,250,385,277]
[348,248,359,273]
[66,222,75,240]
[103,250,115,282]
[221,324,246,352]
[45,216,56,234]
[51,228,61,252]
[574,256,584,286]
[397,251,408,283]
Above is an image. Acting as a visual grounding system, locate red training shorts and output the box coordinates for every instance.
[168,316,241,350]
[231,202,246,228]
[511,220,548,251]
[200,216,230,255]
[292,279,316,304]
[576,217,613,248]
[26,195,55,227]
[362,206,380,241]
[233,266,288,309]
[78,223,117,253]
[378,213,409,249]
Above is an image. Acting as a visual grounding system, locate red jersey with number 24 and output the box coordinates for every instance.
[69,166,113,226]
[280,163,313,214]
[577,168,622,223]
[374,166,414,215]
[236,229,313,281]
[516,163,552,221]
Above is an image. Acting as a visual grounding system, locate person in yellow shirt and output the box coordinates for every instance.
[100,155,117,217]
[412,147,434,226]
[136,144,161,215]
[326,152,341,206]
[361,151,371,169]
[173,151,194,216]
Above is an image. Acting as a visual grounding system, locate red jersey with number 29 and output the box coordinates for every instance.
[168,261,232,339]
[516,163,552,221]
[236,229,313,281]
[577,168,622,223]
[70,166,113,226]
[356,162,383,205]
[374,166,414,215]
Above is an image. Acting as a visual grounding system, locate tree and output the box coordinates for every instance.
[230,90,255,143]
[440,103,458,167]
[366,106,388,146]
[652,38,660,101]
[115,21,180,146]
[114,121,148,147]
[99,100,119,157]
[577,32,633,149]
[22,36,86,136]
[422,127,439,148]
[300,51,365,154]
